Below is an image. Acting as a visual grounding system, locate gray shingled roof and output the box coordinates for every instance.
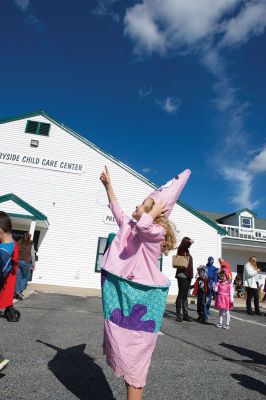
[200,210,266,230]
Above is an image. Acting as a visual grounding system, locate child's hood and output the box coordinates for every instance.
[148,169,191,218]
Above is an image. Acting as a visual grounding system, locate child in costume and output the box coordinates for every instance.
[192,266,209,324]
[206,256,218,314]
[0,211,19,370]
[215,270,234,329]
[0,211,19,319]
[100,165,191,400]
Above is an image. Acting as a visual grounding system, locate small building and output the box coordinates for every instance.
[200,209,266,284]
[0,110,225,295]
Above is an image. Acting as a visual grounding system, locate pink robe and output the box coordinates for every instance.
[101,200,170,387]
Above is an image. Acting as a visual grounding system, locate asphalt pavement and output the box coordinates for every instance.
[0,293,265,400]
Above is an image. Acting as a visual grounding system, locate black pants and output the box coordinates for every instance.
[176,277,191,317]
[197,292,207,321]
[246,287,260,313]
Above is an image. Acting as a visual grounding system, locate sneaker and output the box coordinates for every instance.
[0,358,9,372]
[255,312,264,316]
[176,315,183,322]
[183,316,192,322]
[15,292,23,301]
[223,324,230,330]
[216,323,223,328]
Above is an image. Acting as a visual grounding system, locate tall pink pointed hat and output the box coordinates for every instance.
[148,169,191,218]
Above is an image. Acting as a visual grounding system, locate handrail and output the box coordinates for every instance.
[219,224,266,242]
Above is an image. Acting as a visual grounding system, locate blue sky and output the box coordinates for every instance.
[1,0,266,216]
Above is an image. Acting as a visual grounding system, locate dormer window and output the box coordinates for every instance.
[25,120,50,136]
[241,217,252,228]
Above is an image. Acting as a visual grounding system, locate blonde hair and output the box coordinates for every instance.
[144,197,177,255]
[249,256,257,266]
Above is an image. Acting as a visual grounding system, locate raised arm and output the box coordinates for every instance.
[100,165,117,204]
[100,165,128,227]
[135,200,168,242]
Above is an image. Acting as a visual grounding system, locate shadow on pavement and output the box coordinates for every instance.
[37,340,115,400]
[230,308,265,316]
[164,309,176,320]
[231,373,266,396]
[220,343,266,366]
[163,308,216,326]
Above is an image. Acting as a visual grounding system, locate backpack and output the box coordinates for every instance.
[0,242,17,290]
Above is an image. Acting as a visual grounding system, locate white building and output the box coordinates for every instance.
[201,209,266,285]
[0,110,225,295]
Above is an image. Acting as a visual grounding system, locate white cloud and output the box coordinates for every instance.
[124,0,266,55]
[249,147,266,173]
[138,86,153,99]
[14,0,30,12]
[156,96,181,114]
[124,0,240,55]
[201,46,257,208]
[26,14,45,31]
[121,0,266,209]
[14,0,45,31]
[141,167,152,174]
[223,166,259,209]
[92,0,120,22]
[124,2,166,56]
[221,1,266,47]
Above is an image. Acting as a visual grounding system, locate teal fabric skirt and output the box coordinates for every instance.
[101,268,169,333]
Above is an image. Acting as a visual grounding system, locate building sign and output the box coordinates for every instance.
[0,151,85,174]
[103,213,117,225]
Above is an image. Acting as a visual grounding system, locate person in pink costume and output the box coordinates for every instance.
[215,270,234,330]
[100,166,191,400]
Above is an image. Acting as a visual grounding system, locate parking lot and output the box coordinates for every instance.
[0,292,265,400]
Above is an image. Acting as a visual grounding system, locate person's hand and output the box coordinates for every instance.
[149,200,168,219]
[100,165,111,187]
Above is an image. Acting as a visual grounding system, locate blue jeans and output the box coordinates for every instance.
[207,281,215,308]
[15,261,32,293]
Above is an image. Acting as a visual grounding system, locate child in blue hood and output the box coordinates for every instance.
[206,256,218,314]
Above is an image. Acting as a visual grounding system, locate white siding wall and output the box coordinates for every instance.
[0,116,222,295]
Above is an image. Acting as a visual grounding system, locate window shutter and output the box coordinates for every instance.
[25,120,39,134]
[38,122,50,136]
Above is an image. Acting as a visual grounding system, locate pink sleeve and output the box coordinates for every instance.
[108,200,129,227]
[135,213,165,242]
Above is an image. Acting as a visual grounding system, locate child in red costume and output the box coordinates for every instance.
[0,211,19,370]
[192,266,209,324]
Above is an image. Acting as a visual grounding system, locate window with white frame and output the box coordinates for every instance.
[95,237,163,272]
[241,217,252,228]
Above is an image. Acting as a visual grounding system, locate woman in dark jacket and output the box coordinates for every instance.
[175,237,194,322]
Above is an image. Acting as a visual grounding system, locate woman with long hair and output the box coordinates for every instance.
[243,256,263,316]
[15,232,35,300]
[175,236,194,322]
